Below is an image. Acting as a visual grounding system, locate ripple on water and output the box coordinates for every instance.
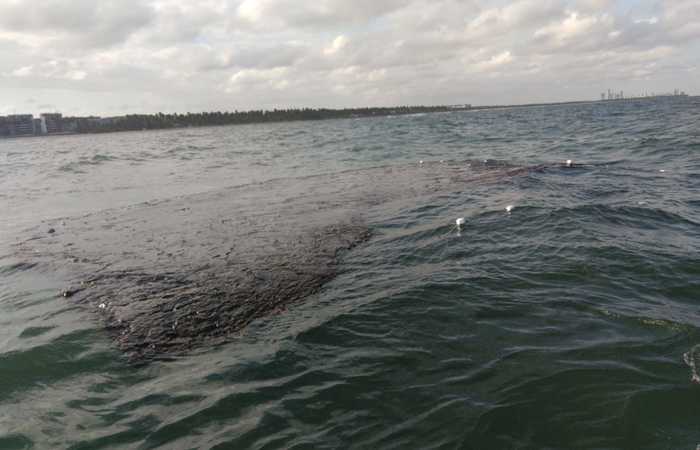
[2,97,700,449]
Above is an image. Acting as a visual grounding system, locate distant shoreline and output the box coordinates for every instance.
[470,93,692,111]
[1,105,470,139]
[1,94,693,140]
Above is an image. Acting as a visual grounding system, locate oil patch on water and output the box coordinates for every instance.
[13,161,547,360]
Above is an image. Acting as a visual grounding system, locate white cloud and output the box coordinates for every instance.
[468,0,560,34]
[236,0,410,28]
[635,17,659,25]
[11,66,33,77]
[6,60,89,81]
[66,70,88,81]
[475,51,515,71]
[662,0,700,41]
[534,11,613,46]
[228,67,290,92]
[324,35,348,56]
[237,0,266,23]
[0,0,698,115]
[0,0,154,49]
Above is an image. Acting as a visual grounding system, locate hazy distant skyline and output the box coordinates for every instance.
[1,0,698,116]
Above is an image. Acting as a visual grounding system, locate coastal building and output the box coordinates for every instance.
[40,113,63,134]
[62,118,78,133]
[5,114,36,136]
[0,113,66,137]
[599,88,690,101]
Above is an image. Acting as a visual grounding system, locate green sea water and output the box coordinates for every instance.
[1,97,700,449]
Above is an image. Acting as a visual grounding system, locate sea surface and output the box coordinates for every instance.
[1,98,700,449]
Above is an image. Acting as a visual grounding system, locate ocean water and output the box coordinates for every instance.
[1,97,699,449]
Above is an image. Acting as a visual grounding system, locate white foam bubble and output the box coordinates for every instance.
[684,345,700,384]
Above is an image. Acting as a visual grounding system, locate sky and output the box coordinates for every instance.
[0,0,698,116]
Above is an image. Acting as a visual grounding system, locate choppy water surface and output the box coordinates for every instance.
[1,98,700,449]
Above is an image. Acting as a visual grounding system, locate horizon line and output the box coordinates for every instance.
[2,92,694,119]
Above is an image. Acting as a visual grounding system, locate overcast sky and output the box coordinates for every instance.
[1,0,698,116]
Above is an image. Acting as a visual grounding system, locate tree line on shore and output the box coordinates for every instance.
[68,105,469,134]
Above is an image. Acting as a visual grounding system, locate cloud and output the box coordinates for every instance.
[227,67,290,92]
[5,60,88,81]
[0,0,155,49]
[132,2,222,46]
[11,66,32,77]
[324,35,348,56]
[468,0,561,35]
[662,0,700,41]
[236,0,409,28]
[534,11,614,48]
[475,51,515,71]
[0,0,698,115]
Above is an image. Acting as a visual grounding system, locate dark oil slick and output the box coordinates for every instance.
[13,161,548,360]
